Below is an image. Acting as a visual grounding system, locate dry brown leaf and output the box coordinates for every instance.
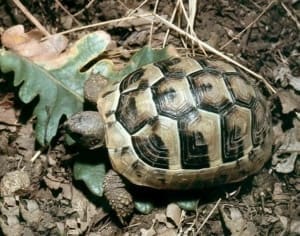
[1,25,68,62]
[0,215,24,236]
[13,122,35,159]
[0,107,18,125]
[0,170,30,196]
[140,227,156,236]
[166,203,182,227]
[43,175,62,191]
[273,63,300,92]
[272,119,300,173]
[71,186,99,232]
[19,200,42,224]
[219,205,258,236]
[278,215,300,234]
[277,89,300,114]
[156,228,178,236]
[155,213,174,228]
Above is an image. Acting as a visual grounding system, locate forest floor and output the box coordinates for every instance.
[0,0,299,235]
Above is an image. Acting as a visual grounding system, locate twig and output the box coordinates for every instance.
[30,150,42,162]
[73,0,96,17]
[149,0,159,46]
[56,14,152,36]
[55,0,82,26]
[152,13,276,94]
[163,0,181,47]
[221,0,276,50]
[12,0,50,36]
[196,198,222,234]
[179,0,206,56]
[187,0,197,55]
[281,2,300,30]
[126,0,148,17]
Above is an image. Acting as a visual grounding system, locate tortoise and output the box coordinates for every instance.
[66,56,273,223]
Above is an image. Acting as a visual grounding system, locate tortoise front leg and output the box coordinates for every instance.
[103,169,134,224]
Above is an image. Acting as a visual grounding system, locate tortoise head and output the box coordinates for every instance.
[65,111,105,149]
[65,75,109,149]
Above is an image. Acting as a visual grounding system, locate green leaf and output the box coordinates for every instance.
[0,31,111,146]
[176,200,199,211]
[93,45,178,82]
[134,201,154,214]
[73,160,106,197]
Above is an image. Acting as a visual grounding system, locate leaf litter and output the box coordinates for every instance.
[0,0,299,235]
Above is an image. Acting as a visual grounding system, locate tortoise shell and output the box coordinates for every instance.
[97,57,273,190]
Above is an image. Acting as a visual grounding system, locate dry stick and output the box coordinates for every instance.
[186,0,197,55]
[126,0,149,17]
[57,14,152,36]
[12,0,50,36]
[281,2,300,30]
[163,0,181,47]
[149,0,159,46]
[73,0,96,17]
[31,150,42,162]
[179,0,207,56]
[220,0,276,50]
[196,198,222,234]
[55,0,82,26]
[177,4,189,52]
[153,13,276,94]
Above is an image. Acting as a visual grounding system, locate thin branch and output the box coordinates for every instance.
[149,0,159,46]
[126,0,148,16]
[12,0,50,36]
[163,0,181,47]
[73,0,96,17]
[281,2,300,30]
[55,0,82,26]
[196,198,222,234]
[152,13,276,94]
[56,14,152,36]
[221,0,276,50]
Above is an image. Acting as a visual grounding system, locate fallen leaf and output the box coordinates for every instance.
[273,119,300,174]
[278,215,300,234]
[73,160,106,197]
[273,63,300,92]
[19,200,42,224]
[273,153,298,174]
[140,227,156,236]
[0,170,30,196]
[1,25,68,62]
[71,186,98,224]
[0,215,24,236]
[156,228,178,236]
[0,196,19,216]
[166,203,182,227]
[277,89,300,114]
[219,205,258,236]
[155,213,174,229]
[0,31,111,146]
[134,201,154,214]
[0,107,18,125]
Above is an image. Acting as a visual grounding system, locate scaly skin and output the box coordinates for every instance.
[103,169,134,225]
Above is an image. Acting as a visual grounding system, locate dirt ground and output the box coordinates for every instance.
[0,0,299,235]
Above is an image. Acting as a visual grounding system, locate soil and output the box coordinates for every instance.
[0,0,299,235]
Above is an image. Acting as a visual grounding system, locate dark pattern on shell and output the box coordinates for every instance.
[178,109,210,169]
[113,57,270,171]
[132,134,169,168]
